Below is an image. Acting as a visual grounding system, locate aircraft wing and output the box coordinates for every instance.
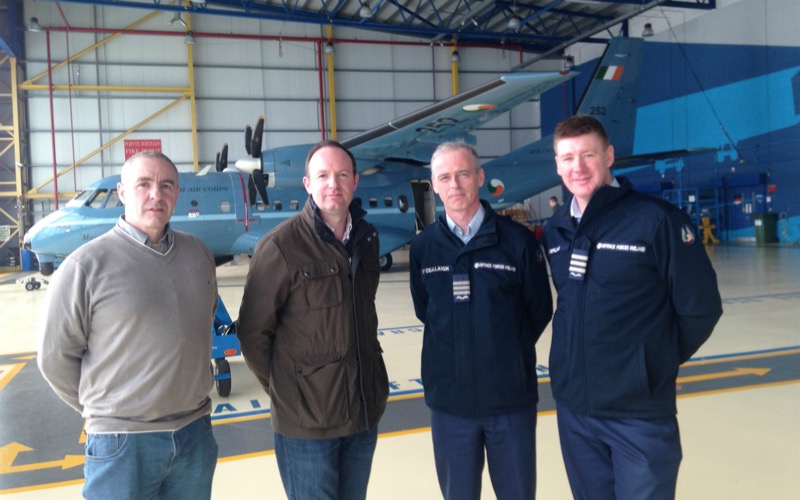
[342,71,576,166]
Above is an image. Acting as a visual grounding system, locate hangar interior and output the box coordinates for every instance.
[1,0,799,498]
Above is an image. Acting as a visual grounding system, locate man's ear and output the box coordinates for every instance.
[117,182,126,204]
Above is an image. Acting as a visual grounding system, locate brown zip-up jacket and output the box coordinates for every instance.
[237,198,389,439]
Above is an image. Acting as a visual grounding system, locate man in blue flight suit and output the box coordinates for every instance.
[410,141,553,499]
[544,115,723,499]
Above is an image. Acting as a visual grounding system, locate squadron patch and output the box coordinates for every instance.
[681,225,696,244]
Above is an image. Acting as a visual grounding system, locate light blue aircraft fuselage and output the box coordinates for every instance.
[25,37,647,275]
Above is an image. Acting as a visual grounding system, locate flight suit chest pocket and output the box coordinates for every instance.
[301,263,343,309]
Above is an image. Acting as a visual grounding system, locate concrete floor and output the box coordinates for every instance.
[1,244,799,499]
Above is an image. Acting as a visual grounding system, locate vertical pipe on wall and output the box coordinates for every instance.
[316,41,327,141]
[326,26,338,141]
[45,31,60,209]
[186,13,199,172]
[450,42,459,96]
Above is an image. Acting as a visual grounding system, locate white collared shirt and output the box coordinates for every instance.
[325,212,353,244]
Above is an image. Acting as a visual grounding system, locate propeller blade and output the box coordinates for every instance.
[220,143,228,171]
[244,125,252,156]
[247,175,256,206]
[251,115,265,159]
[252,169,269,207]
[215,151,221,172]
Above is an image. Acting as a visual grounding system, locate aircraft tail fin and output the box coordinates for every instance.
[575,37,644,157]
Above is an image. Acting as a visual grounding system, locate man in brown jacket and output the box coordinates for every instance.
[237,140,389,500]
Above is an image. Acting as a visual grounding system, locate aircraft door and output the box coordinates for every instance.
[411,180,436,232]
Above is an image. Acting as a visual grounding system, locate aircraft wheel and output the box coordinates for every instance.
[214,358,232,397]
[40,262,54,276]
[379,253,393,272]
[25,282,35,291]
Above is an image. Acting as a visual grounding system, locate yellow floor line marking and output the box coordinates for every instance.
[677,367,771,384]
[0,363,25,392]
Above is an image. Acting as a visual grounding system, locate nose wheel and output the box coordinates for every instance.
[379,253,393,271]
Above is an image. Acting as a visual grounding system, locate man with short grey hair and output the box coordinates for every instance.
[410,141,553,499]
[38,151,219,499]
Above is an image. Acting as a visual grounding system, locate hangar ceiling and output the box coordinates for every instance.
[37,0,715,56]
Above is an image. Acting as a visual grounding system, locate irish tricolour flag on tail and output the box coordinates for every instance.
[595,65,625,80]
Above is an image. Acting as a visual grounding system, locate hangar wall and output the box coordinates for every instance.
[20,0,555,225]
[544,0,800,243]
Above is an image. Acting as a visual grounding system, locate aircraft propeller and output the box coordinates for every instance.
[241,115,269,207]
[215,143,229,172]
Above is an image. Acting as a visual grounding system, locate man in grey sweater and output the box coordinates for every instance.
[38,151,219,499]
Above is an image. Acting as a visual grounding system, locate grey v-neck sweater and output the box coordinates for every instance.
[38,222,218,433]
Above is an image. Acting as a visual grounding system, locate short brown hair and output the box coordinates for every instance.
[553,115,609,150]
[305,140,357,177]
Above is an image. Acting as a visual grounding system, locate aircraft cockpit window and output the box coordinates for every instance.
[89,190,109,209]
[274,201,283,211]
[289,200,299,211]
[398,195,409,213]
[66,189,93,208]
[105,190,122,208]
[384,196,393,207]
[369,197,378,208]
[220,201,231,213]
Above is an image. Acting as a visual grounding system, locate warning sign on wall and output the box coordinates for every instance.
[124,139,162,159]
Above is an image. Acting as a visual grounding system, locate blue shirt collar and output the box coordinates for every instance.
[446,204,486,244]
[117,216,173,253]
[571,177,620,221]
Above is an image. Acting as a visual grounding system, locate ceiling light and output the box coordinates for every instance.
[642,22,655,37]
[27,17,43,33]
[324,42,335,55]
[189,0,207,5]
[508,16,520,31]
[184,32,197,46]
[359,3,372,19]
[451,50,460,63]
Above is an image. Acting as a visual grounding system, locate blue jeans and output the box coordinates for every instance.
[83,415,218,500]
[556,404,682,500]
[431,407,537,500]
[274,426,379,500]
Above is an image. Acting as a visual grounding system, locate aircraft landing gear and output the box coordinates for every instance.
[18,277,47,291]
[214,358,232,397]
[40,262,54,276]
[379,253,393,272]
